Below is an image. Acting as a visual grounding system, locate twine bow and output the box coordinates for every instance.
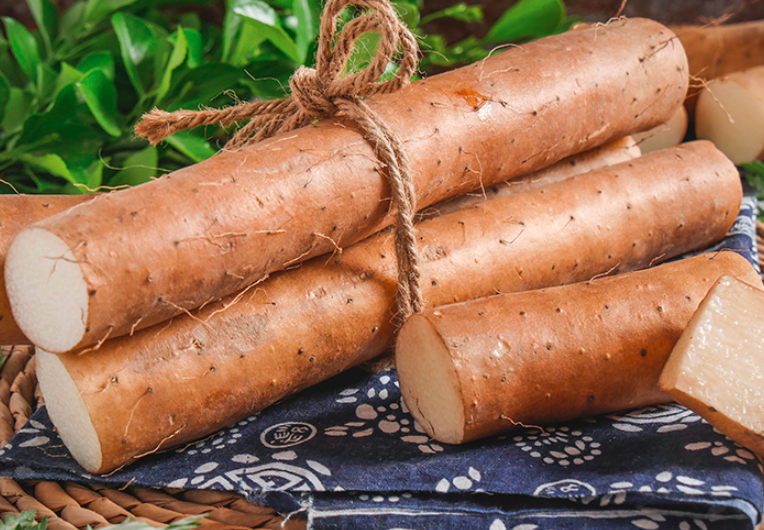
[135,0,423,322]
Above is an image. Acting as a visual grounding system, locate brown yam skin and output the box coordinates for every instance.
[396,252,762,445]
[25,18,689,351]
[673,22,764,114]
[40,140,739,473]
[0,195,92,344]
[420,136,640,219]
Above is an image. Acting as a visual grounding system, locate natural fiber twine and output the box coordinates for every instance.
[135,0,423,324]
[0,346,304,529]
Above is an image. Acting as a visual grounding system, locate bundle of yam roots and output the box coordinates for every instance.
[3,16,764,475]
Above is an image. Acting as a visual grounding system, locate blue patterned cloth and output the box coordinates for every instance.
[0,194,761,530]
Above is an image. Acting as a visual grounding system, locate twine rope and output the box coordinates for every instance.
[135,0,423,321]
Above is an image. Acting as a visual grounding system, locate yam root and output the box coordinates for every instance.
[6,18,689,354]
[659,276,764,457]
[631,106,687,154]
[0,194,92,345]
[395,252,762,445]
[695,66,764,164]
[36,140,740,474]
[672,21,764,115]
[420,136,640,219]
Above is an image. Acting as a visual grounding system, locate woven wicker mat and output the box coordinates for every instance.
[2,221,764,529]
[0,345,305,529]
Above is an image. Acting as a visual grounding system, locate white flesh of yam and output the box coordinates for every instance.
[695,66,764,164]
[632,106,687,154]
[659,275,764,457]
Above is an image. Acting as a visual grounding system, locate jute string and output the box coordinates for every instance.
[135,0,423,322]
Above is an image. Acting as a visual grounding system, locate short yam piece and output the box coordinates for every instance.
[695,66,764,164]
[659,275,764,457]
[396,252,762,445]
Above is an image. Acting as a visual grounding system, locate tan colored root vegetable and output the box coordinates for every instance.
[695,66,764,164]
[672,21,764,114]
[659,276,764,457]
[5,17,689,354]
[631,106,687,154]
[0,195,92,345]
[36,140,739,474]
[0,141,635,347]
[420,136,640,219]
[395,252,762,445]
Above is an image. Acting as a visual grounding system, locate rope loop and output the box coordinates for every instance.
[134,0,423,323]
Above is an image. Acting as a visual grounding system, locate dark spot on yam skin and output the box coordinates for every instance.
[431,280,438,286]
[371,326,378,333]
[587,395,595,403]
[89,290,97,297]
[640,349,647,357]
[309,356,315,362]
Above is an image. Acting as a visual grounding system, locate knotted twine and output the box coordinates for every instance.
[135,0,423,323]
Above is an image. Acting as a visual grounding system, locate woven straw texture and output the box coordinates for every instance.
[1,221,763,528]
[0,345,305,529]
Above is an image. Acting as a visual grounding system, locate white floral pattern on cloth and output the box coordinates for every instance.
[325,374,445,454]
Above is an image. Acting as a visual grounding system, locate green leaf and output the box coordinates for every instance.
[420,2,482,25]
[292,0,314,62]
[112,12,159,94]
[166,63,245,110]
[394,2,421,29]
[78,51,116,80]
[18,152,75,183]
[77,69,121,137]
[182,28,203,68]
[2,88,34,135]
[84,0,140,27]
[233,0,302,64]
[3,17,42,83]
[60,1,85,37]
[154,27,188,103]
[17,84,102,164]
[55,62,84,94]
[0,70,11,125]
[26,0,59,58]
[485,0,565,44]
[36,62,58,102]
[166,131,216,163]
[109,145,158,187]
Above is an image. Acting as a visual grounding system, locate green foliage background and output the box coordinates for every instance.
[0,0,575,195]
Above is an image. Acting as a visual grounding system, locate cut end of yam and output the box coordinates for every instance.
[695,71,764,164]
[4,227,88,353]
[659,275,764,456]
[395,314,465,444]
[632,106,688,154]
[36,348,102,473]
